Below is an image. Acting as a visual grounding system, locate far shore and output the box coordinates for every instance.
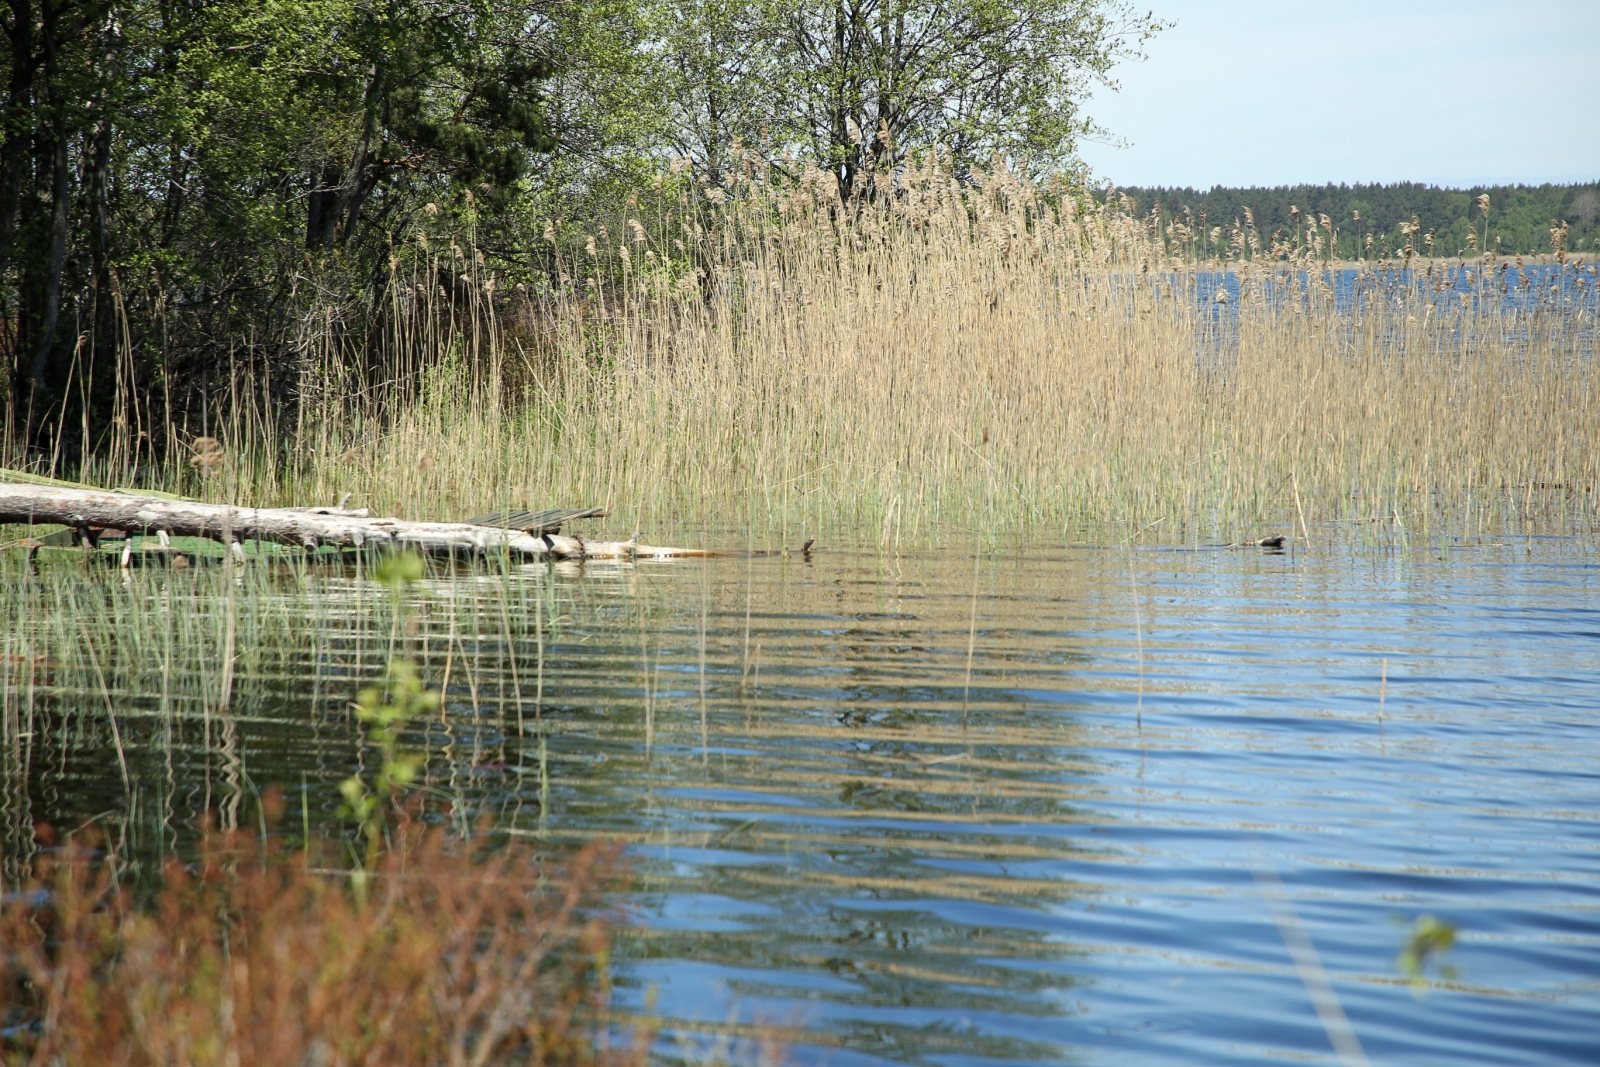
[1176,254,1590,272]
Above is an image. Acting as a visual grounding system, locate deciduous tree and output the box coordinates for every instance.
[653,0,1165,196]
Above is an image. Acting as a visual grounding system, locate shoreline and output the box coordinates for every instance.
[1172,254,1590,273]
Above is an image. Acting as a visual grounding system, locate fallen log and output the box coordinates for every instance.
[0,483,705,561]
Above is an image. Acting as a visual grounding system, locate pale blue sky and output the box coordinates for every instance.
[1077,0,1600,188]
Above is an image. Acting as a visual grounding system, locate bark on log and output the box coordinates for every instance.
[0,484,702,561]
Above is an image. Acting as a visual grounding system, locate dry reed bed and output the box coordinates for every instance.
[91,163,1600,543]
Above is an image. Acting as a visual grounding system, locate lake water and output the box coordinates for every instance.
[1183,262,1600,359]
[4,531,1598,1064]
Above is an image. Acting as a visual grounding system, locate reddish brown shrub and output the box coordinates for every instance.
[1,807,646,1067]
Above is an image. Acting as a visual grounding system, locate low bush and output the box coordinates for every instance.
[1,798,643,1067]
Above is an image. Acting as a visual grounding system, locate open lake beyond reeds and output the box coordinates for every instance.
[4,527,1596,1065]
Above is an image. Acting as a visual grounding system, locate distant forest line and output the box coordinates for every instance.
[1112,182,1600,259]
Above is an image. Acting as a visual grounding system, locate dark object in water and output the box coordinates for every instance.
[31,525,128,548]
[1219,535,1289,549]
[463,507,609,535]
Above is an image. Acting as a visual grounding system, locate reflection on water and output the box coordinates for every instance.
[4,534,1599,1064]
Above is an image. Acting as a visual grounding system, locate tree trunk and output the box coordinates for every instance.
[0,483,706,561]
[0,0,38,295]
[829,1,848,200]
[87,10,115,279]
[307,163,342,249]
[87,22,116,378]
[27,0,71,390]
[332,67,379,249]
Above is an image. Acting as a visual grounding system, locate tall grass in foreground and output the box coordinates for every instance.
[31,160,1600,543]
[0,552,587,876]
[0,559,660,1067]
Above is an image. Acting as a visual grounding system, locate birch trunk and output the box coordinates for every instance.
[0,484,700,561]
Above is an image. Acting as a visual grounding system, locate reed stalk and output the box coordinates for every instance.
[8,161,1597,545]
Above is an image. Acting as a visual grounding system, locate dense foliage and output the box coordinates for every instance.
[1116,181,1600,261]
[0,0,1155,471]
[653,0,1163,196]
[0,0,659,462]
